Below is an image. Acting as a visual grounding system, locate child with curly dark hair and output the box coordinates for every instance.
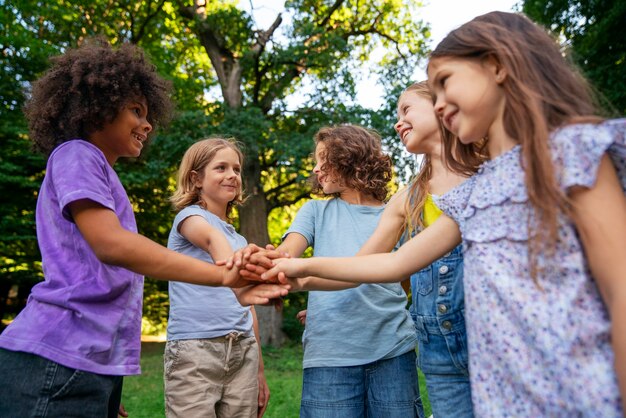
[249,125,422,417]
[0,39,287,418]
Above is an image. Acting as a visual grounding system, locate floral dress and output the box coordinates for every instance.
[436,119,625,417]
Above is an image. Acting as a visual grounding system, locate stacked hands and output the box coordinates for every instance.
[219,243,309,306]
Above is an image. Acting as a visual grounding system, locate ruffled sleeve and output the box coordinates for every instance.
[436,146,532,243]
[434,119,626,246]
[434,176,476,225]
[551,118,626,192]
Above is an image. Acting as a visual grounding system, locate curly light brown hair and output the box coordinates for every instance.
[24,38,173,156]
[311,125,393,202]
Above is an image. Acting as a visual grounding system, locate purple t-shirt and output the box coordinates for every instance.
[0,140,144,375]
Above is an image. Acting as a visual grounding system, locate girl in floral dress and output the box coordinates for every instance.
[260,11,626,417]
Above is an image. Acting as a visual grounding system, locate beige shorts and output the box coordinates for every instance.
[164,334,259,418]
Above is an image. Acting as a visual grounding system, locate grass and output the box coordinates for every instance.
[121,342,166,416]
[121,342,431,417]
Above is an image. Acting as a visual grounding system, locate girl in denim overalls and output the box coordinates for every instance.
[356,81,482,417]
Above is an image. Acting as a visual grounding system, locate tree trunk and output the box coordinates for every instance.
[240,161,287,347]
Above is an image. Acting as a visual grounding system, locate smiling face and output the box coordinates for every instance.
[88,97,152,165]
[312,141,344,195]
[428,56,506,146]
[194,147,242,217]
[394,90,441,155]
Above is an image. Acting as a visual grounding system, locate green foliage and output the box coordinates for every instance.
[523,0,626,114]
[0,3,52,311]
[141,280,170,336]
[1,0,431,333]
[281,291,307,342]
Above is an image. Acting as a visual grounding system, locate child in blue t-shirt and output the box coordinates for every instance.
[255,125,423,418]
[164,138,269,417]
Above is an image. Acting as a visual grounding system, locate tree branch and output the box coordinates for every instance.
[268,189,312,211]
[252,14,283,104]
[131,0,168,44]
[179,3,242,107]
[265,176,300,196]
[318,0,345,27]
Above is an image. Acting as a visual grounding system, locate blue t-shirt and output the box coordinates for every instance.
[285,198,417,368]
[0,140,144,376]
[166,205,252,340]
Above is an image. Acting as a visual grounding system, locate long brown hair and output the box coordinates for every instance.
[430,11,602,279]
[402,81,483,237]
[170,137,245,220]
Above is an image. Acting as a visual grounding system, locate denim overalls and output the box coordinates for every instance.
[409,244,474,417]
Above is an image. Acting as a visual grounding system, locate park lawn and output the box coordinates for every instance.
[121,342,431,418]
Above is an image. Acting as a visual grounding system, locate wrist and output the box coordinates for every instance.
[221,265,231,287]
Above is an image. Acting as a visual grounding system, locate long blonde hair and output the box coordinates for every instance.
[403,81,483,237]
[170,137,245,220]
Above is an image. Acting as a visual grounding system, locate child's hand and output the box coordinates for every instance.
[296,309,307,326]
[218,243,275,268]
[233,283,289,306]
[118,403,128,417]
[257,370,270,417]
[278,276,309,291]
[216,244,256,269]
[217,244,287,271]
[221,263,265,288]
[261,257,305,282]
[238,249,292,281]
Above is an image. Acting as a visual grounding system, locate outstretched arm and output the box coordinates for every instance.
[284,188,409,290]
[569,155,626,410]
[239,233,360,291]
[276,234,362,291]
[357,187,408,255]
[179,214,289,303]
[263,214,461,284]
[69,200,269,288]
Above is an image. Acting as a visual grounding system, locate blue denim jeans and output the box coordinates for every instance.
[0,348,123,418]
[300,350,424,418]
[409,245,474,418]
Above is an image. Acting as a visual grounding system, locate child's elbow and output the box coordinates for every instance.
[93,247,121,265]
[90,240,129,266]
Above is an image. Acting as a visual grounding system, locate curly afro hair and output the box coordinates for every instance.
[311,125,393,202]
[24,38,173,156]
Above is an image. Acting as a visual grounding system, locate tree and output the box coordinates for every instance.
[1,0,430,344]
[522,0,626,114]
[0,3,59,320]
